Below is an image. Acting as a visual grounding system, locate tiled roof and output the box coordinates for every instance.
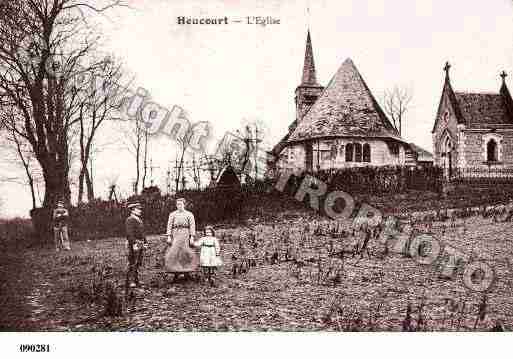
[454,92,513,128]
[288,58,405,143]
[432,69,513,132]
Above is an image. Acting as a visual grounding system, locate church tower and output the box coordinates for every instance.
[290,30,324,132]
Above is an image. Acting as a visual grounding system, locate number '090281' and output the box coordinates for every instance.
[19,344,50,352]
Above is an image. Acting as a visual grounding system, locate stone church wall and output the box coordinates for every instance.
[463,130,513,167]
[278,138,407,171]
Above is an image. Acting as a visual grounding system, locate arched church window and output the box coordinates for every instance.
[345,143,353,162]
[339,144,344,158]
[445,136,452,151]
[487,139,498,162]
[354,143,362,162]
[363,143,371,162]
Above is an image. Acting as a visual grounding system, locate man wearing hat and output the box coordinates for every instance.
[53,200,71,251]
[125,201,148,288]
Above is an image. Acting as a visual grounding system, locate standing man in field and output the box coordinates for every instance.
[53,200,71,252]
[125,201,148,288]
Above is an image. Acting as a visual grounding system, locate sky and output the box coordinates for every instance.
[2,0,513,218]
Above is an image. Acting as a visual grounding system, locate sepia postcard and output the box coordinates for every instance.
[0,0,512,357]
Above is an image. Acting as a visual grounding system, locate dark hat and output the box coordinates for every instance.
[176,197,186,204]
[127,201,142,210]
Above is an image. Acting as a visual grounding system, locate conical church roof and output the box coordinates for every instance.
[288,58,404,143]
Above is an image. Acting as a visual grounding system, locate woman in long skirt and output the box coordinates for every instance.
[165,198,199,279]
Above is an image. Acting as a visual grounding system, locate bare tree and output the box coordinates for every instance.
[118,115,146,195]
[382,85,413,136]
[0,113,43,210]
[0,0,127,218]
[175,126,194,192]
[236,125,253,182]
[141,127,149,189]
[215,122,264,182]
[191,154,201,190]
[8,129,39,210]
[76,57,124,203]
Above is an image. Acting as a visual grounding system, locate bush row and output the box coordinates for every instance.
[26,166,443,244]
[312,165,443,195]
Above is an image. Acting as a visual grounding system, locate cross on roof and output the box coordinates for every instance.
[444,61,451,75]
[501,71,507,81]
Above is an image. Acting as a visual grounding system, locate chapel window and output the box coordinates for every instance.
[363,143,371,162]
[487,139,498,162]
[354,143,362,162]
[345,143,354,162]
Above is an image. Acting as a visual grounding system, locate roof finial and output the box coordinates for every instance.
[501,70,507,83]
[444,61,451,77]
[307,6,310,26]
[307,0,311,28]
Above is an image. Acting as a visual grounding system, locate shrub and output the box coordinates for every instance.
[279,165,443,196]
[55,181,291,241]
[0,217,35,249]
[27,167,443,243]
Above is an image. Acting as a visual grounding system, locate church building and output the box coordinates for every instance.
[432,62,513,177]
[271,31,412,173]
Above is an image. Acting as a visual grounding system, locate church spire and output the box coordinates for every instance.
[293,29,323,128]
[301,30,319,86]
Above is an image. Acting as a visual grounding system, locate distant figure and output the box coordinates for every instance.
[53,200,71,252]
[165,198,199,279]
[125,201,148,288]
[191,225,222,286]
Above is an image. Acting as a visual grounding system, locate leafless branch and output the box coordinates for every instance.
[382,85,413,136]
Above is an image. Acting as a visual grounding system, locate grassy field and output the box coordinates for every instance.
[1,210,512,332]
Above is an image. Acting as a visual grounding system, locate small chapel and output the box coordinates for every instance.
[432,62,513,177]
[271,30,412,173]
